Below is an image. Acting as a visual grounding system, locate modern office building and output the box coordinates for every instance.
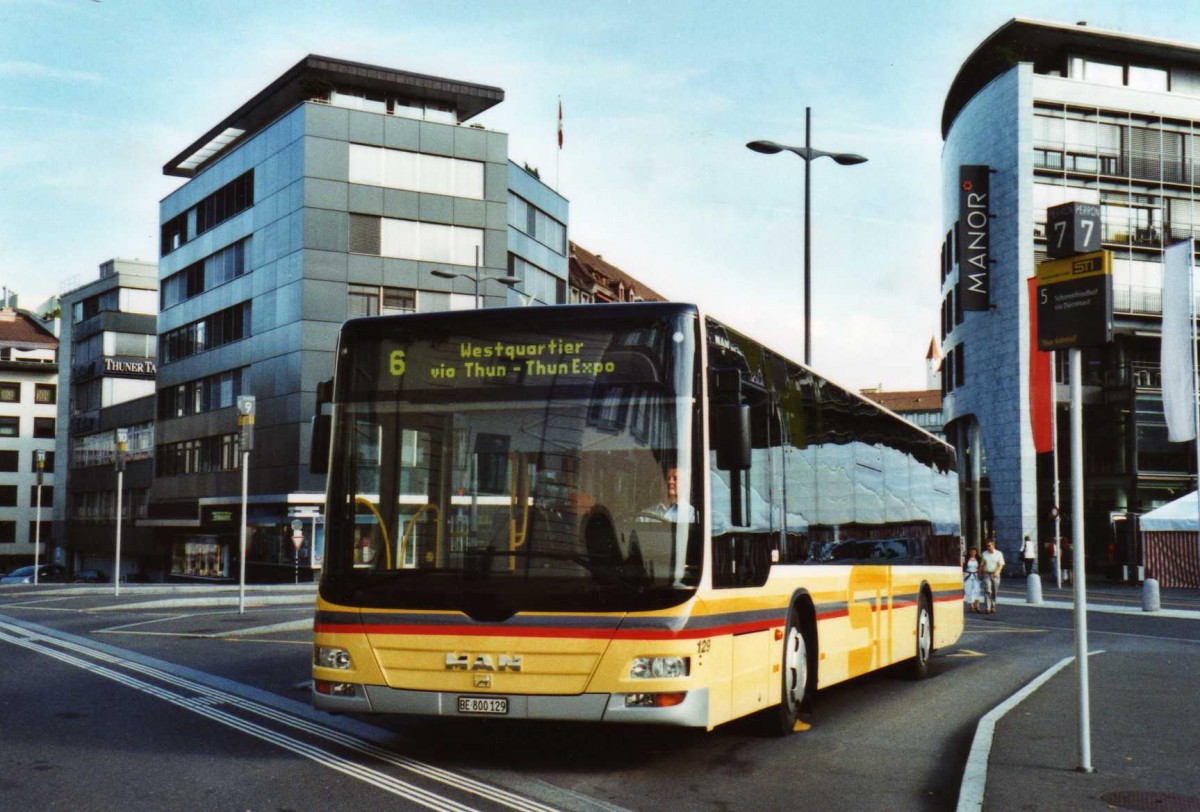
[941,18,1200,574]
[0,304,59,572]
[152,55,568,581]
[56,259,158,578]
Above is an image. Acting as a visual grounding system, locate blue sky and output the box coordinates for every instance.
[2,0,1197,388]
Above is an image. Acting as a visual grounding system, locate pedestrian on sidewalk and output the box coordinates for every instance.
[963,547,983,613]
[1062,539,1073,585]
[1021,534,1037,577]
[982,538,1005,613]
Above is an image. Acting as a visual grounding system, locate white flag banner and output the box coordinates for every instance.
[1162,240,1196,442]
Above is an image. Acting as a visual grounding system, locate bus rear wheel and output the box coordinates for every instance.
[763,611,813,736]
[908,593,932,680]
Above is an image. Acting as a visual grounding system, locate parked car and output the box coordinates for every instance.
[73,569,110,583]
[1,564,69,584]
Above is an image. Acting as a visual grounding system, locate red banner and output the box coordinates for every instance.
[1028,277,1053,453]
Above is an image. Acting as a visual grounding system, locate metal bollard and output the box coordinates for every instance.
[1142,578,1161,612]
[1026,572,1043,605]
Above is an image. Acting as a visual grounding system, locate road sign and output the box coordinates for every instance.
[1036,250,1113,351]
[1046,202,1101,258]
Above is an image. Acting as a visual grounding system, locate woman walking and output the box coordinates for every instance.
[963,547,983,613]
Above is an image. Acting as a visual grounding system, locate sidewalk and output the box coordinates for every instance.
[964,579,1200,811]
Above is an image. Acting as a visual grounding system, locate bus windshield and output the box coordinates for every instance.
[322,308,702,617]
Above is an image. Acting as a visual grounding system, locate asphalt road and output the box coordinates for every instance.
[1,582,1196,811]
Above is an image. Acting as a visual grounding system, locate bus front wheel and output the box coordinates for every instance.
[763,608,814,736]
[908,593,933,680]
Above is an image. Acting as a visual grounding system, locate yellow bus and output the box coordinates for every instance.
[311,303,962,734]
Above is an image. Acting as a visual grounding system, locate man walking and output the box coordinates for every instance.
[982,538,1005,614]
[1021,534,1037,577]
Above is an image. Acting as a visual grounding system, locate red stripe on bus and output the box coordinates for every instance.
[314,619,783,640]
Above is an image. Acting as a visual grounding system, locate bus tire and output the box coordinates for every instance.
[763,607,814,736]
[908,592,933,680]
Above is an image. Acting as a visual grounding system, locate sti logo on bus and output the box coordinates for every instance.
[957,165,991,312]
[445,652,523,672]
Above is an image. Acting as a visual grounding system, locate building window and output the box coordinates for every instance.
[0,521,14,543]
[157,367,247,419]
[0,382,18,403]
[0,416,18,437]
[348,144,484,199]
[509,254,564,305]
[34,384,56,405]
[161,239,248,310]
[0,485,16,507]
[349,214,483,265]
[29,486,52,505]
[156,433,241,476]
[33,417,55,439]
[161,212,188,255]
[347,284,417,319]
[0,451,17,472]
[195,171,254,236]
[159,302,251,365]
[507,192,567,254]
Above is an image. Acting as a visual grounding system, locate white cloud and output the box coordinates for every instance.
[0,60,102,83]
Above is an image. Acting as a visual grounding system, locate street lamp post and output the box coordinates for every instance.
[113,428,127,597]
[236,395,256,615]
[431,246,520,308]
[747,107,868,367]
[33,450,45,585]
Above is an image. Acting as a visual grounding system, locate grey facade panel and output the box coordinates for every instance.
[382,189,420,220]
[348,183,384,215]
[305,208,349,253]
[453,125,488,159]
[304,102,350,141]
[383,115,421,150]
[302,279,353,323]
[417,193,454,224]
[305,135,349,182]
[304,178,349,211]
[348,109,386,146]
[380,258,419,288]
[418,121,455,157]
[346,253,384,285]
[452,197,487,228]
[306,249,350,283]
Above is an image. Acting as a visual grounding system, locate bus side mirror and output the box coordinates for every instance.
[716,404,751,471]
[310,378,333,475]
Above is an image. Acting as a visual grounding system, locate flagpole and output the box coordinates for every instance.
[1191,239,1200,571]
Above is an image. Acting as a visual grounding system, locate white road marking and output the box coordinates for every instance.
[0,620,563,812]
[956,650,1105,812]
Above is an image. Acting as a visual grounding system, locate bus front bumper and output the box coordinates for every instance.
[313,684,709,727]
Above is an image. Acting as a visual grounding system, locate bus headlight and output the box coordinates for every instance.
[316,646,352,670]
[630,656,690,679]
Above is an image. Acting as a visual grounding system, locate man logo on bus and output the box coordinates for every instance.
[445,652,523,672]
[390,349,406,376]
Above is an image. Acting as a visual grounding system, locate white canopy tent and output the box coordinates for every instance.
[1140,491,1199,532]
[1139,490,1200,588]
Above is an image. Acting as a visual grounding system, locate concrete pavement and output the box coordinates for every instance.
[962,578,1200,811]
